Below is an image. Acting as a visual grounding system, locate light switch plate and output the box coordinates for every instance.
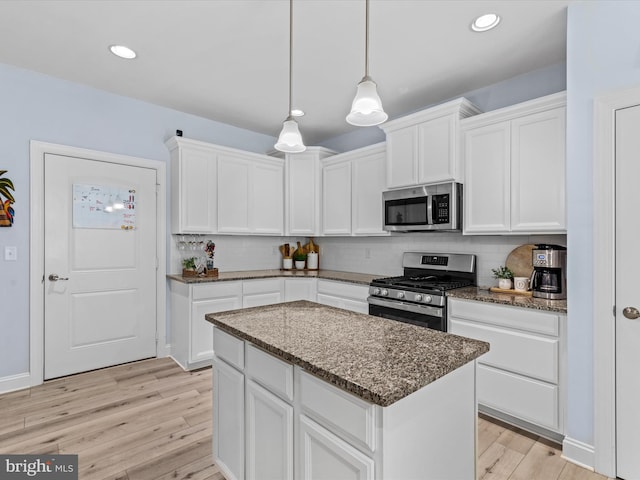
[4,246,17,261]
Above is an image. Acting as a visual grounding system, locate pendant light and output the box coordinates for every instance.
[275,0,306,153]
[346,0,388,127]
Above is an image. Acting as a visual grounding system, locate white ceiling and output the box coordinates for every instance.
[0,0,569,145]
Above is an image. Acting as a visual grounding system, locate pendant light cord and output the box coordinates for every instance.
[364,0,369,79]
[288,0,293,117]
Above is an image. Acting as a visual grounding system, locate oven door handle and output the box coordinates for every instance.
[367,296,443,318]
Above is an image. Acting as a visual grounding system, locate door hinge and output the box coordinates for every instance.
[613,305,617,317]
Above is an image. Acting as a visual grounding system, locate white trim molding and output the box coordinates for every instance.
[0,372,31,395]
[29,141,167,387]
[562,437,595,472]
[593,84,640,478]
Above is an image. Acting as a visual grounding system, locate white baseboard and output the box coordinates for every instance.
[0,372,31,394]
[562,436,595,471]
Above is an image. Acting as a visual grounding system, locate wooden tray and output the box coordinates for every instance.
[489,287,533,297]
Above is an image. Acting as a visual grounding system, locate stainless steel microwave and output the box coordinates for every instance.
[382,182,462,232]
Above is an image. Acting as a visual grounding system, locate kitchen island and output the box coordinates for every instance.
[206,300,489,480]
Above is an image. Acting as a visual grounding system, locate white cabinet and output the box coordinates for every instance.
[462,92,566,234]
[167,137,218,234]
[321,143,388,237]
[448,298,565,436]
[284,278,317,301]
[380,98,481,188]
[242,278,284,308]
[283,147,335,236]
[169,280,242,370]
[316,279,369,314]
[217,152,284,235]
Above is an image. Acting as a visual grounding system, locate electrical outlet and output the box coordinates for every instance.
[4,246,17,261]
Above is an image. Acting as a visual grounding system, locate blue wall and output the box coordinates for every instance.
[565,0,640,449]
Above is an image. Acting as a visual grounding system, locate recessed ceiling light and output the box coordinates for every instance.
[291,109,305,117]
[109,45,137,59]
[471,13,501,32]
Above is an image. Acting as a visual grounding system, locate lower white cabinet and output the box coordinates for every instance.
[298,414,375,480]
[242,278,284,308]
[448,298,566,436]
[316,279,369,314]
[284,278,317,301]
[169,280,242,370]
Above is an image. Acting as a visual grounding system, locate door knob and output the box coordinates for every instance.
[48,274,69,281]
[623,307,640,319]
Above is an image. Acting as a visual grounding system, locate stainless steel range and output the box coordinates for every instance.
[368,252,476,331]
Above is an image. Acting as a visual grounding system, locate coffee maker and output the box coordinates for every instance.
[530,244,567,300]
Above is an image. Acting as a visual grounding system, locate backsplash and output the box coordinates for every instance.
[170,233,566,288]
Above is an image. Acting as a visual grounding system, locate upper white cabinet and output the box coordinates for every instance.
[167,137,218,234]
[380,98,481,188]
[321,143,388,236]
[283,147,335,236]
[462,92,566,235]
[217,151,284,235]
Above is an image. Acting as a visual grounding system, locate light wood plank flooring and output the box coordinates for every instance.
[0,357,612,480]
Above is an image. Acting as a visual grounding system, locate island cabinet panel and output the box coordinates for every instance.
[169,280,242,371]
[448,297,566,438]
[213,358,245,480]
[214,325,245,370]
[246,343,294,402]
[246,379,294,480]
[462,92,566,235]
[298,414,375,480]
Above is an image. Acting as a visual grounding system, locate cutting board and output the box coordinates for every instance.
[505,244,536,278]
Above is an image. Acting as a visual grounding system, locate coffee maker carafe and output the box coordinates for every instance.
[530,244,567,300]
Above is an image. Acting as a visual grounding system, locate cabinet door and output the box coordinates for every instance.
[246,380,294,480]
[298,415,374,480]
[251,159,284,235]
[322,161,352,235]
[284,278,316,301]
[463,121,511,234]
[286,154,320,236]
[510,107,566,233]
[418,114,456,183]
[173,144,217,233]
[217,154,251,233]
[192,294,242,364]
[351,149,388,235]
[242,278,284,308]
[213,359,245,480]
[386,127,416,188]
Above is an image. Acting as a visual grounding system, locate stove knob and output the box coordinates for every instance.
[414,294,423,302]
[423,295,432,304]
[381,289,389,297]
[373,288,381,295]
[397,292,405,299]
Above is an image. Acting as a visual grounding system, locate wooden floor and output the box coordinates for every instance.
[0,357,613,480]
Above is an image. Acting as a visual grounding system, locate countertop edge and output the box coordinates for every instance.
[447,286,567,314]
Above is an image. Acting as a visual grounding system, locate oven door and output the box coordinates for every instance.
[368,297,446,331]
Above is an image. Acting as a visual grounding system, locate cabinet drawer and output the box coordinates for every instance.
[214,327,244,370]
[317,280,369,302]
[242,278,283,295]
[449,319,558,383]
[449,298,559,336]
[193,281,242,301]
[246,344,294,402]
[298,369,377,452]
[478,364,559,431]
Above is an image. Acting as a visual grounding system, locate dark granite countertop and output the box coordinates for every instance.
[206,300,489,407]
[448,286,567,314]
[167,269,380,286]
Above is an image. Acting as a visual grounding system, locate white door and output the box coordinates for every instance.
[44,153,157,379]
[616,103,640,478]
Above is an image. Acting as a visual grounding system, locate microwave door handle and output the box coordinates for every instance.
[426,194,434,225]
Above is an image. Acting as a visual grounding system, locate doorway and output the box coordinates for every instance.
[30,141,166,385]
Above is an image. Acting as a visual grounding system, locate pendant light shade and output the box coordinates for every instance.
[346,0,387,127]
[275,115,306,153]
[275,0,306,153]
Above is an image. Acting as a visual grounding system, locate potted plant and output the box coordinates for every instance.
[293,251,307,270]
[492,266,514,289]
[182,257,197,276]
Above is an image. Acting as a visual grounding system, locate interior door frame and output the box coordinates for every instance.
[29,140,167,387]
[593,84,640,477]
